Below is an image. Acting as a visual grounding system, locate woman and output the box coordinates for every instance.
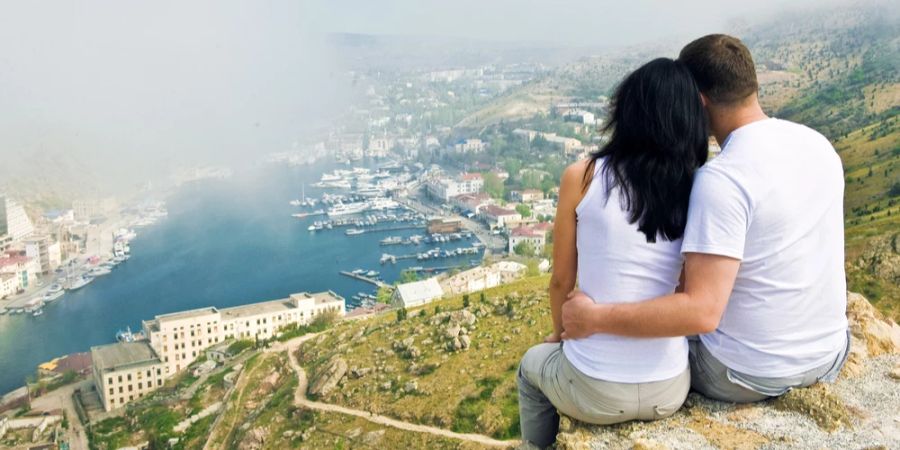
[517,58,709,448]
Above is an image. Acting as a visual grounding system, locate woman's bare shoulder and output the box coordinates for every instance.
[562,159,595,192]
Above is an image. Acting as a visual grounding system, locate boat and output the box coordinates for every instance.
[116,326,136,343]
[68,276,94,290]
[42,290,64,302]
[345,229,364,236]
[366,270,379,277]
[289,199,302,206]
[367,197,399,211]
[380,236,402,245]
[32,309,43,317]
[307,225,317,232]
[89,266,112,277]
[328,202,369,218]
[48,283,63,294]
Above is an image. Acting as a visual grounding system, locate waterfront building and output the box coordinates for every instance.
[453,138,486,153]
[0,273,16,299]
[508,223,553,255]
[479,205,521,230]
[142,291,345,376]
[509,189,545,203]
[440,261,527,295]
[392,278,444,309]
[0,234,11,253]
[72,198,117,222]
[0,195,34,242]
[0,251,40,293]
[451,193,494,215]
[427,217,462,234]
[427,174,484,202]
[24,236,62,274]
[91,341,165,412]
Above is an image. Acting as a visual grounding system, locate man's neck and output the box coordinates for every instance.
[709,99,769,146]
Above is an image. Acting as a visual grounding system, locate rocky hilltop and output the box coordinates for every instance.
[555,293,900,450]
[287,276,900,449]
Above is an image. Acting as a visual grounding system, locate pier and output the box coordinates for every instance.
[344,224,424,236]
[339,271,394,290]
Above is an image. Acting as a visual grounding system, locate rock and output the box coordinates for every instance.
[890,364,900,380]
[843,292,900,377]
[403,380,418,393]
[282,430,294,438]
[459,327,469,335]
[308,357,348,397]
[632,438,669,450]
[380,381,393,391]
[502,335,511,343]
[350,367,372,379]
[402,337,415,348]
[408,346,422,359]
[445,324,461,339]
[422,338,433,345]
[237,427,267,450]
[460,335,471,349]
[362,430,385,445]
[448,336,463,351]
[347,427,362,439]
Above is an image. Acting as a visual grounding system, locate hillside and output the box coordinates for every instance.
[75,275,900,450]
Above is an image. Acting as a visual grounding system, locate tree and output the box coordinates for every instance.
[376,286,393,304]
[462,294,470,308]
[515,204,532,218]
[514,241,537,257]
[396,308,408,322]
[483,172,505,200]
[399,270,420,284]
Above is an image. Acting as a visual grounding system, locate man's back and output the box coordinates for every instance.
[683,118,848,377]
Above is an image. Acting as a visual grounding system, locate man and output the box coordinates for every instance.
[562,34,849,403]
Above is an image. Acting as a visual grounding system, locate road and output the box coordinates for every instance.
[274,333,519,448]
[29,379,92,450]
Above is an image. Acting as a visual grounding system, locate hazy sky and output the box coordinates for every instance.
[301,0,850,46]
[0,0,863,195]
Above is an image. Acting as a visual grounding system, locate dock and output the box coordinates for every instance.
[339,271,394,290]
[343,224,425,236]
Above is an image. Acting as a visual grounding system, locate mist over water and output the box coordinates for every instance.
[0,162,483,393]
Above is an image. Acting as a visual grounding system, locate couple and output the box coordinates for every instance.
[518,34,850,448]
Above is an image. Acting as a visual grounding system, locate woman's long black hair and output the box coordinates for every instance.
[586,57,709,243]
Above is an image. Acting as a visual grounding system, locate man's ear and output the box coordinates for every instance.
[699,92,710,108]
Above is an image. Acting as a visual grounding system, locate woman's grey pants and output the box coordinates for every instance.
[517,343,690,449]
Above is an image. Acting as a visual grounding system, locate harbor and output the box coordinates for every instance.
[0,162,486,394]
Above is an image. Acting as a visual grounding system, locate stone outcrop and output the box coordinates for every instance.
[308,357,348,397]
[555,292,900,450]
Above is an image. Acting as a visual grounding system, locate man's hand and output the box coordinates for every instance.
[560,290,602,340]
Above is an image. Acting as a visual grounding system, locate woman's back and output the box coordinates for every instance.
[565,159,688,383]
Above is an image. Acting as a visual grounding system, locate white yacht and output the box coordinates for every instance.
[328,202,368,218]
[42,290,64,302]
[69,276,94,290]
[368,197,399,211]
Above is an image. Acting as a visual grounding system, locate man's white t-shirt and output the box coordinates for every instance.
[682,118,848,378]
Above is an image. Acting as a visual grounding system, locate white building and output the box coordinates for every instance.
[0,273,17,299]
[0,195,34,242]
[453,138,486,153]
[480,205,522,230]
[441,261,527,295]
[0,251,40,292]
[392,278,444,309]
[72,198,117,222]
[142,291,344,376]
[24,236,62,274]
[427,173,484,202]
[508,223,553,255]
[91,341,165,412]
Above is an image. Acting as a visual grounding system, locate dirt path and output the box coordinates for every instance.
[278,334,519,448]
[203,353,265,450]
[29,379,91,450]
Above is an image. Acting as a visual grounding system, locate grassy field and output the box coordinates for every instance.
[298,276,552,440]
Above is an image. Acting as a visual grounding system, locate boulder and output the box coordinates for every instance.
[308,357,348,397]
[403,380,418,393]
[460,335,472,350]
